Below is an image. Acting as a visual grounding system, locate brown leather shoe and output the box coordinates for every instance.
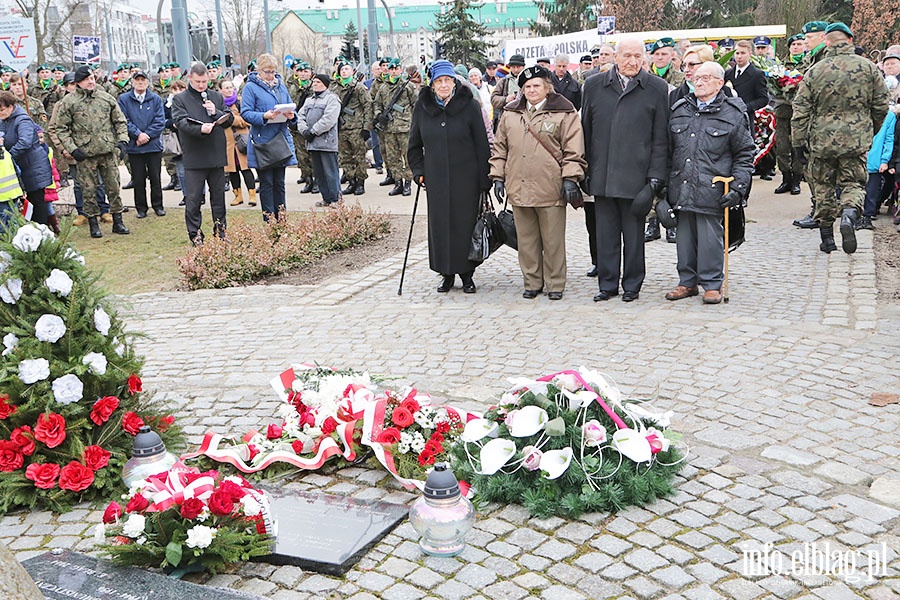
[702,290,723,304]
[665,285,699,301]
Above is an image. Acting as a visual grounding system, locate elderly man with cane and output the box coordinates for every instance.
[658,61,754,304]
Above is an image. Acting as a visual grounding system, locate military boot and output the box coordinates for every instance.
[790,172,802,195]
[665,227,677,243]
[88,217,103,239]
[379,173,396,186]
[819,226,837,254]
[774,171,792,194]
[388,180,404,196]
[644,217,661,242]
[354,180,365,195]
[793,206,817,229]
[300,177,314,194]
[342,178,358,195]
[112,213,130,235]
[311,179,319,194]
[839,208,858,254]
[402,179,411,196]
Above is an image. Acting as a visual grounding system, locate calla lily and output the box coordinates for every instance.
[553,373,579,392]
[508,405,549,437]
[460,418,499,443]
[507,378,548,396]
[561,388,597,410]
[612,428,653,463]
[579,368,622,406]
[479,438,517,475]
[539,447,573,479]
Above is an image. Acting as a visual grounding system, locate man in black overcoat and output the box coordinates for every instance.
[581,37,670,302]
[724,40,769,130]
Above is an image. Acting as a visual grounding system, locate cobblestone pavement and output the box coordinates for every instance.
[4,182,900,600]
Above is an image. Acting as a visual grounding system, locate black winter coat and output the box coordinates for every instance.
[551,71,581,110]
[171,85,234,169]
[582,68,669,199]
[667,92,754,215]
[407,83,491,275]
[0,106,52,192]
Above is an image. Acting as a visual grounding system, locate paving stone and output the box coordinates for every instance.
[380,557,419,578]
[268,590,312,600]
[237,577,277,596]
[533,539,576,561]
[682,585,728,600]
[357,572,395,592]
[831,495,900,524]
[512,572,551,591]
[649,565,695,588]
[762,446,821,466]
[675,530,715,550]
[554,522,596,545]
[381,583,427,600]
[433,580,477,600]
[455,564,497,588]
[481,581,528,600]
[624,547,668,572]
[483,556,520,578]
[269,565,305,587]
[407,567,444,590]
[657,543,693,565]
[545,563,584,586]
[485,540,521,559]
[813,463,873,486]
[869,476,900,508]
[758,575,804,598]
[598,561,637,581]
[423,556,464,575]
[505,528,548,551]
[517,554,551,572]
[687,562,729,585]
[718,578,767,599]
[589,534,632,556]
[624,575,665,599]
[539,585,586,600]
[629,531,665,548]
[699,544,741,564]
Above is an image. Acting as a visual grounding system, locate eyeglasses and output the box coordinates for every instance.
[683,61,703,69]
[261,69,277,74]
[693,75,720,83]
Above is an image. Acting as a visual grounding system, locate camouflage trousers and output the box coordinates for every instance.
[339,129,368,180]
[74,153,123,217]
[290,129,314,178]
[381,131,411,182]
[773,104,801,175]
[164,155,177,180]
[809,153,866,226]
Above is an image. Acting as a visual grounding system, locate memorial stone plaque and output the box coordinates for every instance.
[258,488,408,575]
[23,550,261,600]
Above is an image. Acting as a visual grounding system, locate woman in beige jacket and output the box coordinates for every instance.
[489,65,586,300]
[218,79,256,206]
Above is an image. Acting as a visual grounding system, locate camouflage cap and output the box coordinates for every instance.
[650,37,675,54]
[802,21,829,34]
[787,33,806,45]
[825,22,853,37]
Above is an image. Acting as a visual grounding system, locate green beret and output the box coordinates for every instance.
[802,21,828,34]
[825,22,853,37]
[115,63,129,72]
[53,64,67,72]
[37,63,51,71]
[387,58,401,68]
[158,65,168,73]
[0,65,14,73]
[292,59,311,70]
[650,37,675,54]
[248,60,257,71]
[336,60,352,71]
[787,33,806,45]
[379,57,390,65]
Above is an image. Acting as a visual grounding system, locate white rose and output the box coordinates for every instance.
[94,307,111,336]
[64,247,85,265]
[35,314,67,343]
[0,250,11,274]
[11,224,42,252]
[52,374,83,405]
[0,278,23,304]
[19,358,50,384]
[121,513,146,538]
[2,332,17,356]
[35,223,55,241]
[240,495,261,517]
[185,524,216,549]
[82,352,108,375]
[45,269,73,297]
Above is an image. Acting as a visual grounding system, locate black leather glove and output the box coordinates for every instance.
[648,178,665,198]
[563,179,583,209]
[720,189,743,208]
[655,200,677,229]
[631,183,654,217]
[580,177,591,195]
[361,129,371,141]
[117,141,127,161]
[71,148,87,162]
[302,130,316,142]
[493,180,505,203]
[794,146,808,167]
[288,121,298,132]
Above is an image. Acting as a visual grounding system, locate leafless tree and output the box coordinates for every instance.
[755,0,823,49]
[15,0,90,65]
[272,13,326,71]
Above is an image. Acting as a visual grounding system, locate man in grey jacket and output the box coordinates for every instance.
[298,73,341,207]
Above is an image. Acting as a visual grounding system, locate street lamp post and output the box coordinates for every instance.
[504,18,516,40]
[263,0,272,54]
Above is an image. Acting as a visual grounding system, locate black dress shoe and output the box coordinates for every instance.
[437,274,454,293]
[122,179,134,190]
[586,265,597,277]
[622,291,640,302]
[548,291,563,300]
[461,274,476,293]
[593,290,617,302]
[522,289,541,299]
[162,180,176,191]
[136,210,147,218]
[178,198,186,206]
[154,208,167,216]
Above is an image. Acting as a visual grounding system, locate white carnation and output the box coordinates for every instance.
[82,352,108,375]
[2,332,17,356]
[0,251,11,274]
[45,269,73,297]
[19,358,50,384]
[0,278,23,304]
[35,314,67,343]
[112,337,125,356]
[185,524,216,549]
[11,224,43,252]
[52,374,83,405]
[94,307,111,336]
[64,247,85,265]
[121,513,146,538]
[240,495,261,517]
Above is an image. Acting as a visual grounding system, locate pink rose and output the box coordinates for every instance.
[521,445,542,471]
[582,420,607,447]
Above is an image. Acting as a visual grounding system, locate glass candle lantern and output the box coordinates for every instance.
[121,425,178,488]
[408,462,475,557]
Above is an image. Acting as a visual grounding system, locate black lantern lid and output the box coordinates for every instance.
[423,462,460,499]
[132,425,166,457]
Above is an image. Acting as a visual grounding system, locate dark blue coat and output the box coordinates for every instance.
[117,89,166,154]
[240,72,297,169]
[0,106,52,192]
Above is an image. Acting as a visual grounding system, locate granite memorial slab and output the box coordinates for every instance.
[257,488,408,575]
[22,550,261,600]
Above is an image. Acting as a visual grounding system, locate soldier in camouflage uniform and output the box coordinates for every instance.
[370,58,393,185]
[8,74,47,127]
[791,21,830,228]
[286,59,316,192]
[29,63,69,183]
[329,60,373,195]
[0,65,13,91]
[51,65,131,238]
[791,22,889,255]
[649,38,686,87]
[772,33,807,196]
[374,58,417,196]
[153,64,179,190]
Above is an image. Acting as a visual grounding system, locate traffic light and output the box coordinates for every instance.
[433,41,445,59]
[207,19,213,37]
[419,54,426,64]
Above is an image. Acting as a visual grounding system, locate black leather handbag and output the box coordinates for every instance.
[252,131,292,169]
[497,197,517,250]
[468,192,505,262]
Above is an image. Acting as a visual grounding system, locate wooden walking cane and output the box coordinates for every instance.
[712,176,735,304]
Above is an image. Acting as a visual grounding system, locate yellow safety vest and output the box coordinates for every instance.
[0,151,24,202]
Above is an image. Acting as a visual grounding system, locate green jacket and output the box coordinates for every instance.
[328,79,373,130]
[373,77,417,133]
[50,86,128,157]
[791,42,889,156]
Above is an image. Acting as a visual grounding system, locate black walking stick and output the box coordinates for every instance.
[398,183,421,295]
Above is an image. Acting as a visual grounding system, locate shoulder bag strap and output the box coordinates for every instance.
[520,114,562,167]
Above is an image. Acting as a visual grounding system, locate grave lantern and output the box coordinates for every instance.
[122,425,178,487]
[408,462,475,556]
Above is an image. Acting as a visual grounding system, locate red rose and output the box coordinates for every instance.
[11,425,35,456]
[218,480,247,502]
[376,427,402,445]
[121,412,144,435]
[417,449,435,466]
[247,444,260,460]
[298,411,315,427]
[208,490,235,516]
[125,493,149,513]
[25,462,60,489]
[391,407,414,428]
[0,395,16,419]
[266,423,283,440]
[83,445,111,471]
[0,440,24,472]
[321,417,338,435]
[400,398,420,415]
[58,461,95,492]
[34,413,67,449]
[103,501,123,523]
[90,396,120,426]
[127,374,143,395]
[180,497,205,520]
